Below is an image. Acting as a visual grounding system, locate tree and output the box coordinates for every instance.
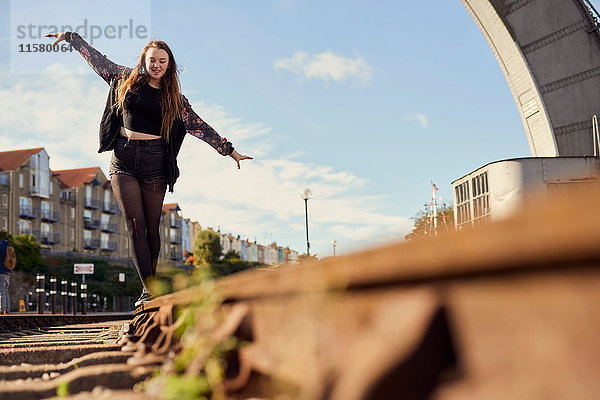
[190,229,262,278]
[298,253,318,262]
[405,205,454,241]
[192,229,222,266]
[0,231,41,271]
[222,250,240,261]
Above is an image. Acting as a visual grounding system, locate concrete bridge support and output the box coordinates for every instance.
[461,0,600,156]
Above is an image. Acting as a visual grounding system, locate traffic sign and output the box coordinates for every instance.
[74,263,94,274]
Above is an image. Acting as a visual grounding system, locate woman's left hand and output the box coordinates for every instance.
[229,150,253,169]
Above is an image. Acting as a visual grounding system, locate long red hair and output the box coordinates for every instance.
[114,40,182,141]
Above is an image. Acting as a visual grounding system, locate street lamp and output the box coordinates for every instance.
[300,188,312,255]
[331,240,337,258]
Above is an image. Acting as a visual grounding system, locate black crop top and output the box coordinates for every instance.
[65,31,234,155]
[122,81,162,136]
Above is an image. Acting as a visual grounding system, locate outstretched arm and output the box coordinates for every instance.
[45,31,131,84]
[180,95,252,169]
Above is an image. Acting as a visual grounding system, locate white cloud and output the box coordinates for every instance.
[405,112,429,129]
[0,67,411,256]
[0,63,111,171]
[274,50,373,85]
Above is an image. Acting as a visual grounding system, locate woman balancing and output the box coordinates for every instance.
[46,31,252,307]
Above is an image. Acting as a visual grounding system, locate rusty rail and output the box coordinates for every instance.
[117,186,600,399]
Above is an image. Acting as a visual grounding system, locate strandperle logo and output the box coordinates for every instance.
[15,19,148,45]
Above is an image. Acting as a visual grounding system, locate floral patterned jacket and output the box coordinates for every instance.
[65,31,234,156]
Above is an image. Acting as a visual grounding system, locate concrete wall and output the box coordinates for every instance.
[461,0,600,156]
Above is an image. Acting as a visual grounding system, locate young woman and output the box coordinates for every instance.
[45,31,252,306]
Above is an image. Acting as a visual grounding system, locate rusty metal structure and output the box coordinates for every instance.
[119,184,600,399]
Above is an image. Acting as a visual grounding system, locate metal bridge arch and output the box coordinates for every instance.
[461,0,600,156]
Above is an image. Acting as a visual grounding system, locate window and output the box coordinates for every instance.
[61,190,74,200]
[455,180,471,229]
[0,174,8,185]
[19,219,31,234]
[84,230,92,241]
[19,196,31,213]
[70,227,75,242]
[29,151,50,197]
[50,181,53,194]
[41,222,50,237]
[1,217,6,231]
[84,209,92,224]
[472,171,490,225]
[19,173,23,188]
[101,233,109,249]
[41,201,50,217]
[71,207,75,219]
[2,194,7,208]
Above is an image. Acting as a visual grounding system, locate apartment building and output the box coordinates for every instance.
[0,148,128,259]
[159,203,184,265]
[2,147,298,268]
[54,166,128,258]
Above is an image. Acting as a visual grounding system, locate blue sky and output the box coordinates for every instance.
[0,0,592,257]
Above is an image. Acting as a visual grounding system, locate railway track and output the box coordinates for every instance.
[126,186,600,399]
[0,313,132,334]
[1,186,599,399]
[0,315,148,400]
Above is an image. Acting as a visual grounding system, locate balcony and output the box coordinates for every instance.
[170,249,181,261]
[84,218,100,230]
[170,235,182,244]
[41,210,60,223]
[19,205,39,219]
[101,241,118,251]
[84,238,100,249]
[170,218,182,228]
[41,232,60,245]
[101,222,118,233]
[85,197,101,210]
[103,201,120,214]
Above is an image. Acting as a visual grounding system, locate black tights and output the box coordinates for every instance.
[110,174,167,288]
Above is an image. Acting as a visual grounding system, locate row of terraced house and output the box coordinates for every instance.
[0,147,298,267]
[218,231,299,264]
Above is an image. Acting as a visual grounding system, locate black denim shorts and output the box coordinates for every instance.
[109,135,168,184]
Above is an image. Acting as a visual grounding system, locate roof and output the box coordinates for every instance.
[162,203,180,215]
[0,148,44,171]
[53,167,100,189]
[450,156,600,185]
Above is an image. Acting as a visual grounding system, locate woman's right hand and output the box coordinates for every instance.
[44,32,66,47]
